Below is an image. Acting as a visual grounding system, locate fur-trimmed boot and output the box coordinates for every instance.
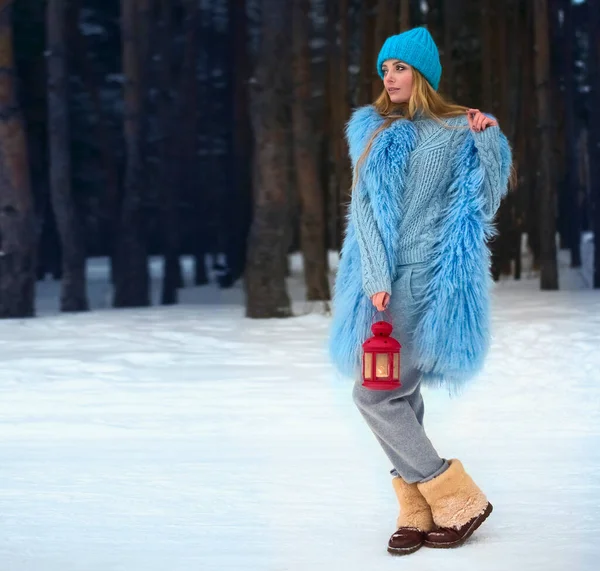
[387,476,435,556]
[417,459,493,549]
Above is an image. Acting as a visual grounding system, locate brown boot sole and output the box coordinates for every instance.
[387,542,423,556]
[423,502,493,549]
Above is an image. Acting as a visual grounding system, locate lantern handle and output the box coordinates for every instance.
[372,308,393,325]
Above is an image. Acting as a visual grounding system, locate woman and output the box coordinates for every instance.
[329,27,512,555]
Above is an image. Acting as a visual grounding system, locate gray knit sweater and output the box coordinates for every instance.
[351,115,507,298]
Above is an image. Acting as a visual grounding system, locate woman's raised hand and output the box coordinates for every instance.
[466,109,498,132]
[371,291,390,311]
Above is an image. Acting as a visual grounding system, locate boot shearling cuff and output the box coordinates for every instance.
[417,459,489,529]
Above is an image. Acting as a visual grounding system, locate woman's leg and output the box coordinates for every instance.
[352,263,491,549]
[388,386,425,479]
[353,263,448,484]
[353,380,448,484]
[406,384,424,426]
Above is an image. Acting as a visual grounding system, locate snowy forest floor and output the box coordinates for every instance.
[0,251,599,571]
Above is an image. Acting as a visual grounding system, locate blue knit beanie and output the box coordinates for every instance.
[376,27,442,91]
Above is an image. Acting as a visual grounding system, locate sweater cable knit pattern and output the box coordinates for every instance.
[350,113,509,298]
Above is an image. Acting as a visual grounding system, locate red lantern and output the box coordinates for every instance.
[362,314,401,390]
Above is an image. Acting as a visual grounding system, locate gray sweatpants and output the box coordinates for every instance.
[352,261,449,485]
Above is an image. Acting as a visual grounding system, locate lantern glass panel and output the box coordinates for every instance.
[364,353,373,379]
[375,353,389,378]
[393,353,399,379]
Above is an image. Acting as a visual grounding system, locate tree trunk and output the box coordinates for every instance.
[372,0,388,99]
[203,2,222,281]
[192,0,210,286]
[399,0,410,30]
[449,0,479,108]
[245,0,292,318]
[425,1,443,85]
[549,0,567,251]
[72,0,120,284]
[482,0,502,277]
[588,0,600,287]
[114,0,150,307]
[359,0,377,105]
[561,0,581,268]
[179,0,203,286]
[494,1,509,130]
[292,0,330,303]
[442,0,454,97]
[46,0,88,312]
[481,0,493,112]
[338,0,351,247]
[224,0,252,286]
[325,0,338,253]
[495,2,519,279]
[508,0,526,279]
[327,0,352,251]
[534,0,558,289]
[0,3,36,318]
[506,0,523,143]
[375,0,397,46]
[157,0,179,305]
[485,1,514,279]
[520,0,540,270]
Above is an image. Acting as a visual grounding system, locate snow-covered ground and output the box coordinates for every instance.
[0,251,599,571]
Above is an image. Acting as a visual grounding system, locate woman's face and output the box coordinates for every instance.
[382,59,413,104]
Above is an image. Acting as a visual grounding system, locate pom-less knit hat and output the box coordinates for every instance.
[376,27,442,91]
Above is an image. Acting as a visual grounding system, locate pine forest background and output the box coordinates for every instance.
[0,0,599,319]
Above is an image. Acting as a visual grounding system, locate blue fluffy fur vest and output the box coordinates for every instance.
[329,107,501,395]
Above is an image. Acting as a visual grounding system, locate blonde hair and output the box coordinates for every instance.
[374,70,468,120]
[352,68,516,191]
